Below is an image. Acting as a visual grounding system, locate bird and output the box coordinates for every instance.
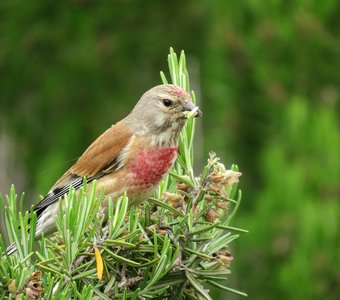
[6,84,202,255]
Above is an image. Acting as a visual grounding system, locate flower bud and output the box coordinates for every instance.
[29,272,42,281]
[25,281,43,300]
[216,253,234,266]
[208,184,221,194]
[204,194,214,202]
[205,208,221,222]
[223,170,242,189]
[210,172,227,184]
[163,192,183,207]
[215,200,228,210]
[177,182,189,191]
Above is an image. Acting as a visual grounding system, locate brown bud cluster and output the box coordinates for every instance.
[205,208,221,223]
[215,200,229,210]
[210,172,227,184]
[13,271,43,300]
[203,159,242,222]
[24,281,43,300]
[147,224,171,236]
[208,184,220,194]
[176,181,192,203]
[163,192,184,209]
[215,250,233,266]
[203,198,229,222]
[177,182,189,192]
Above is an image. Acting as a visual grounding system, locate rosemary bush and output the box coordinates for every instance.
[0,48,247,299]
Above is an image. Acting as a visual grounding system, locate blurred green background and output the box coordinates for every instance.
[0,1,339,299]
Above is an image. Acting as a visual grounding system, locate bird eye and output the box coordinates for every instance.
[163,99,173,107]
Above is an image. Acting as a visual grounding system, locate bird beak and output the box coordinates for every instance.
[182,101,203,118]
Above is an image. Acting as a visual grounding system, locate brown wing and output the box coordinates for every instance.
[34,121,132,215]
[69,121,132,176]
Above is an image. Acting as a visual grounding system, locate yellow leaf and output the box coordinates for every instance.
[94,247,104,280]
[8,279,16,293]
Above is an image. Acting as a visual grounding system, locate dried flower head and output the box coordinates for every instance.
[216,253,234,266]
[205,208,221,222]
[208,184,221,194]
[204,194,214,202]
[25,281,43,300]
[29,272,42,281]
[214,162,242,190]
[205,153,242,202]
[215,200,229,210]
[177,182,189,192]
[163,192,184,208]
[207,152,220,167]
[147,224,171,236]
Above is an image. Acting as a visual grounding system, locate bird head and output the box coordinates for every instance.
[125,84,202,141]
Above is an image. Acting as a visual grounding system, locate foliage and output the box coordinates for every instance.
[236,97,340,300]
[1,1,339,299]
[0,49,247,299]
